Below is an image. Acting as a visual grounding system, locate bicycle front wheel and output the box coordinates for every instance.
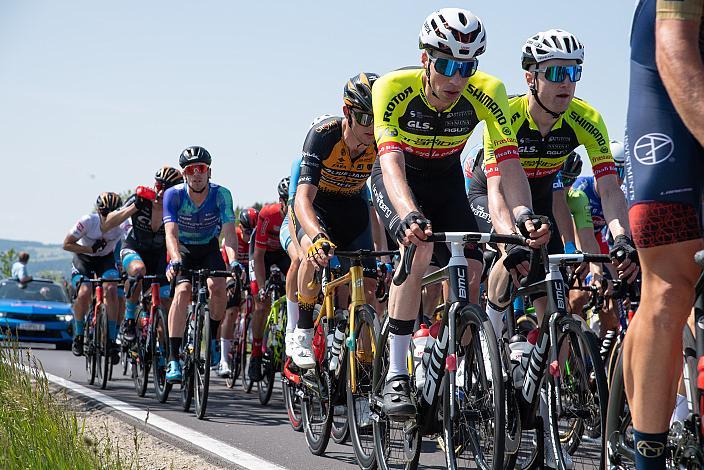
[547,316,608,470]
[348,305,380,470]
[152,306,172,403]
[194,304,211,420]
[98,305,110,390]
[443,303,505,470]
[180,309,194,412]
[85,310,97,385]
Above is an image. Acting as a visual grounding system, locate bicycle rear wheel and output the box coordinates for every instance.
[283,359,304,431]
[98,305,110,390]
[348,305,380,470]
[443,304,505,470]
[548,316,608,470]
[372,316,421,470]
[152,307,172,403]
[194,304,211,420]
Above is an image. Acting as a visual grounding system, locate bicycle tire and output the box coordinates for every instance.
[348,305,381,470]
[241,317,254,393]
[283,364,304,431]
[258,340,276,405]
[302,321,334,456]
[86,310,97,386]
[152,307,172,403]
[194,304,211,420]
[547,316,608,470]
[604,347,635,469]
[133,312,151,397]
[606,334,623,389]
[332,408,349,444]
[372,316,421,470]
[98,304,110,390]
[180,307,194,412]
[443,303,505,470]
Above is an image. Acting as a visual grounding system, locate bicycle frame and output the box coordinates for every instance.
[512,251,609,427]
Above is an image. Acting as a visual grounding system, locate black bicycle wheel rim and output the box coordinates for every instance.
[604,348,635,469]
[194,304,211,419]
[180,309,194,412]
[241,317,254,393]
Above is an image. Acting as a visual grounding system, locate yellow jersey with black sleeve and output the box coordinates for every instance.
[482,94,617,181]
[298,116,377,198]
[372,67,519,172]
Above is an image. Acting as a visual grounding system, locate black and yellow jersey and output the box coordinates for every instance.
[372,67,519,171]
[482,94,616,180]
[298,116,377,198]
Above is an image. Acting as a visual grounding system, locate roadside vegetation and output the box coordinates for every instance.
[0,342,134,469]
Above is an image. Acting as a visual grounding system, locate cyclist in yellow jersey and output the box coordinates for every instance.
[370,8,549,418]
[468,29,638,468]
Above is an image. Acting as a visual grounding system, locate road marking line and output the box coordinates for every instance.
[45,372,288,470]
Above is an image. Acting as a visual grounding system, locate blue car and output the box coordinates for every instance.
[0,278,73,349]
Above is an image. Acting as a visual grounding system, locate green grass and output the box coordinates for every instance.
[0,343,133,469]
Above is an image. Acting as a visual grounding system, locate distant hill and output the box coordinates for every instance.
[0,239,72,278]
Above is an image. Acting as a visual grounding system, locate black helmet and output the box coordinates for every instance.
[343,72,378,114]
[239,207,259,230]
[96,192,122,215]
[155,166,183,189]
[277,177,290,200]
[561,151,583,186]
[178,146,212,169]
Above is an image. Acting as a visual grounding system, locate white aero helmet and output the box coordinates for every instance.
[521,29,584,70]
[610,139,625,166]
[419,8,486,60]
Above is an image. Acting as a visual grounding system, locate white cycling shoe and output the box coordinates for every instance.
[285,331,295,358]
[216,362,232,378]
[290,328,316,369]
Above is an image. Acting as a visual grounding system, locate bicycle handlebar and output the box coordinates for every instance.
[392,232,528,286]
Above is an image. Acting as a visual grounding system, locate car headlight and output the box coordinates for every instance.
[0,312,6,318]
[56,314,74,322]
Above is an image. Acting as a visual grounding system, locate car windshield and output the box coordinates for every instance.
[0,280,68,303]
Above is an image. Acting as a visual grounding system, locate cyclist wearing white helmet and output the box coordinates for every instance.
[370,8,549,419]
[468,29,638,467]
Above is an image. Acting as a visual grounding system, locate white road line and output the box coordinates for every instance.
[45,372,288,470]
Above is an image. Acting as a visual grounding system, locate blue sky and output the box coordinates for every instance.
[0,1,635,243]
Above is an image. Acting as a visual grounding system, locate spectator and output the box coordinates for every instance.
[11,252,33,284]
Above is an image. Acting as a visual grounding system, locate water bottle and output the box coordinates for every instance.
[136,185,157,201]
[412,324,431,389]
[508,340,533,388]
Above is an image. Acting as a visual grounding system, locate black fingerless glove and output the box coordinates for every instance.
[610,235,639,265]
[395,211,430,244]
[91,239,107,253]
[503,244,531,271]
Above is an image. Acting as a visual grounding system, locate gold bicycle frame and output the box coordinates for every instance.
[312,264,374,394]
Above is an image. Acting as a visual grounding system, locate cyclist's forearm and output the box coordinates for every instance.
[101,205,135,232]
[657,19,704,146]
[496,159,533,218]
[380,152,417,218]
[165,223,181,262]
[253,247,266,289]
[486,176,516,234]
[601,184,630,238]
[221,222,238,263]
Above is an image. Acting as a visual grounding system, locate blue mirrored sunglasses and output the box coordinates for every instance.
[431,56,478,78]
[535,65,582,83]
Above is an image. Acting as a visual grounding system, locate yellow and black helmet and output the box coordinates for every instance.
[343,72,378,114]
[155,165,183,189]
[96,192,122,215]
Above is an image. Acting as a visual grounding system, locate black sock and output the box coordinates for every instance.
[633,429,667,470]
[297,295,316,330]
[388,318,415,336]
[210,319,220,341]
[169,337,182,362]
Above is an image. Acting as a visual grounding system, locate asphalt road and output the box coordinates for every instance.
[30,346,601,469]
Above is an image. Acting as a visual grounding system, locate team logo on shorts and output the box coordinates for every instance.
[633,133,674,166]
